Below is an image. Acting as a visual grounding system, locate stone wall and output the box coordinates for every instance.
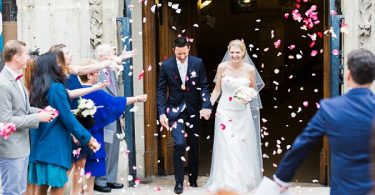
[17,0,120,63]
[342,0,375,91]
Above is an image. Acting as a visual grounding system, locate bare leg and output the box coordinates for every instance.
[84,176,95,195]
[25,183,36,195]
[50,187,65,195]
[70,158,86,195]
[35,185,49,195]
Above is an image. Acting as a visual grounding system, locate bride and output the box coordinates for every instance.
[205,39,264,194]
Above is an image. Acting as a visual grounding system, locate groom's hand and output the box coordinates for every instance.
[159,114,170,130]
[199,109,212,120]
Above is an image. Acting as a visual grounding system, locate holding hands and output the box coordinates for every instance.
[199,109,212,120]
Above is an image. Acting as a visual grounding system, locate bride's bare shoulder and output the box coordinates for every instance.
[243,63,255,72]
[217,62,229,70]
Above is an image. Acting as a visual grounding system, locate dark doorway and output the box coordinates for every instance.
[197,0,324,183]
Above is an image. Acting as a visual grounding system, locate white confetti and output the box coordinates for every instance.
[291,112,296,118]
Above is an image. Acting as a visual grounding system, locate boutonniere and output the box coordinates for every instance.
[190,71,198,78]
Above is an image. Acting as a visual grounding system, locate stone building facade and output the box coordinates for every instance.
[8,0,375,181]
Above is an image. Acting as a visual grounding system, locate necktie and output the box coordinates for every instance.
[16,74,23,81]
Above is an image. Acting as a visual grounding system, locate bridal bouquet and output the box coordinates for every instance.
[0,122,16,140]
[73,98,97,129]
[233,86,257,104]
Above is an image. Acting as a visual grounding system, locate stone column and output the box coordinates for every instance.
[130,0,146,179]
[342,0,375,91]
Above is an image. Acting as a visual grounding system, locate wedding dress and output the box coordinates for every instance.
[205,76,262,194]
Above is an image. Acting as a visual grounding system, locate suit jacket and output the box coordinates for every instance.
[98,68,121,133]
[0,68,40,158]
[80,86,126,159]
[275,88,375,195]
[29,82,92,170]
[157,56,212,121]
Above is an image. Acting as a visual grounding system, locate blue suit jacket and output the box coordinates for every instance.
[275,88,375,195]
[81,86,126,160]
[157,56,212,120]
[30,82,92,170]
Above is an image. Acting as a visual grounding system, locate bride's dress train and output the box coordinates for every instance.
[205,76,262,194]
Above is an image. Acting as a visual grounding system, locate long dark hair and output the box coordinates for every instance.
[29,52,67,108]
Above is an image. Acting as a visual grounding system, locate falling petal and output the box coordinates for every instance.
[284,13,289,19]
[303,101,309,107]
[288,45,296,50]
[311,50,318,57]
[274,39,281,48]
[138,70,145,80]
[332,49,340,55]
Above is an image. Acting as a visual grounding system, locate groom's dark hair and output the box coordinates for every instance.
[173,36,189,48]
[347,49,375,85]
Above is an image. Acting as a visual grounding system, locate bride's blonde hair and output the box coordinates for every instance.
[227,39,247,59]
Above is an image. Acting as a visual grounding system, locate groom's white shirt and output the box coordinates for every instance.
[176,57,188,112]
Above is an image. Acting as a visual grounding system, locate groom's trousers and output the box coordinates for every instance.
[170,110,200,183]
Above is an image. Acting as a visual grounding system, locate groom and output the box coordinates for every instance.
[157,37,212,194]
[274,49,375,195]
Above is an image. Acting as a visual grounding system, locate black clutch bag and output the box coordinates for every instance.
[76,115,95,129]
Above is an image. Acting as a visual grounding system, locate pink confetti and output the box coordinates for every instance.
[0,122,16,140]
[332,49,340,56]
[316,102,320,109]
[220,123,226,130]
[309,41,316,48]
[288,45,296,50]
[311,50,318,57]
[135,178,141,185]
[284,13,289,19]
[229,97,233,102]
[274,39,281,49]
[147,65,152,71]
[303,101,309,107]
[138,70,145,80]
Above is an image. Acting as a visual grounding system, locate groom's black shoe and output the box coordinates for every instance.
[94,184,111,193]
[174,182,183,194]
[107,182,124,189]
[189,181,198,187]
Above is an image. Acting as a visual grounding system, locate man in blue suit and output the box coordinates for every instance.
[157,37,212,194]
[274,49,375,195]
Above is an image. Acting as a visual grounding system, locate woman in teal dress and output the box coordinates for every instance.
[28,52,100,195]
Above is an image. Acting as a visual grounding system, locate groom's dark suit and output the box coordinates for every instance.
[157,56,211,183]
[275,88,375,195]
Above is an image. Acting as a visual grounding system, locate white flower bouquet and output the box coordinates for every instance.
[233,86,257,104]
[74,98,97,118]
[73,98,97,129]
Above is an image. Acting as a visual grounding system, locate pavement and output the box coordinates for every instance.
[91,176,330,195]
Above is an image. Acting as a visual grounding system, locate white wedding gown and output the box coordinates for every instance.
[205,76,262,194]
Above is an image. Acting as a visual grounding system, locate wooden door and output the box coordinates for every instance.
[156,0,198,175]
